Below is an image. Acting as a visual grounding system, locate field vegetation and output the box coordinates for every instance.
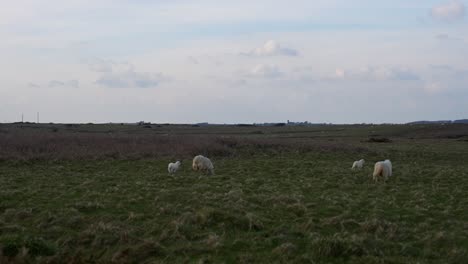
[1,123,468,263]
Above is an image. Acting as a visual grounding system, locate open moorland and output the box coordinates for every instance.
[1,123,468,263]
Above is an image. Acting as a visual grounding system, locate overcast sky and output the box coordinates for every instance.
[1,0,468,124]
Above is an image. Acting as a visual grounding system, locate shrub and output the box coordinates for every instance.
[367,137,392,143]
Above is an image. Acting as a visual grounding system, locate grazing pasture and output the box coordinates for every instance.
[0,123,467,263]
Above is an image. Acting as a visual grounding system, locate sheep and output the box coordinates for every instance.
[351,159,365,169]
[168,161,181,175]
[372,159,392,182]
[192,155,214,175]
[384,159,392,176]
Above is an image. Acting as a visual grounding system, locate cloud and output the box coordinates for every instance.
[244,40,298,57]
[334,68,346,79]
[86,58,134,73]
[431,1,465,21]
[88,59,167,88]
[351,66,420,81]
[422,65,468,95]
[232,79,247,86]
[324,66,420,82]
[88,59,115,73]
[424,82,444,94]
[249,64,282,78]
[391,68,420,81]
[187,56,199,64]
[96,70,166,88]
[48,80,79,88]
[434,33,465,43]
[436,33,450,40]
[429,64,454,70]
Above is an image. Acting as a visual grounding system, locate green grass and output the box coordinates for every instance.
[1,124,468,263]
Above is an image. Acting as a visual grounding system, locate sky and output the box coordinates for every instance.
[1,0,468,124]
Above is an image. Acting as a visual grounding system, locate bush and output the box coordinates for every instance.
[367,137,392,143]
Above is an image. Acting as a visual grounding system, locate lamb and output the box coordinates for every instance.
[192,155,214,175]
[351,159,365,169]
[372,159,392,181]
[168,161,181,175]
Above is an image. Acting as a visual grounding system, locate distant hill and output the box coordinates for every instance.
[453,119,468,124]
[407,119,468,125]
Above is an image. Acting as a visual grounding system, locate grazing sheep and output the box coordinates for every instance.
[373,159,392,181]
[192,155,214,175]
[384,159,392,176]
[351,159,365,169]
[168,161,181,175]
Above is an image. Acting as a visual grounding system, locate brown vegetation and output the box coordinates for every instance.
[0,124,370,161]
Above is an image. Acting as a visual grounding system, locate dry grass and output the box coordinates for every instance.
[0,124,372,161]
[1,123,468,263]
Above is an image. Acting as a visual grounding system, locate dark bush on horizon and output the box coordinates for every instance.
[367,137,392,143]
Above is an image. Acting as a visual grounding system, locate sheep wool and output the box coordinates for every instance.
[373,159,392,181]
[168,161,181,175]
[192,155,214,175]
[351,159,365,169]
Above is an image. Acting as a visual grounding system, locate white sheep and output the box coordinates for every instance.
[384,159,392,176]
[168,161,181,175]
[192,155,214,175]
[351,159,365,169]
[372,159,392,181]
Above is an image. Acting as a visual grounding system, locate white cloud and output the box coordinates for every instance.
[244,40,298,57]
[424,82,444,94]
[334,68,346,79]
[434,33,466,44]
[88,59,167,89]
[48,80,79,88]
[436,33,450,40]
[87,59,116,73]
[431,1,465,21]
[187,56,199,65]
[335,66,420,81]
[96,70,166,88]
[390,68,421,81]
[249,64,282,78]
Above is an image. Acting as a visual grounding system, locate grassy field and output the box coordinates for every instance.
[1,123,468,263]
